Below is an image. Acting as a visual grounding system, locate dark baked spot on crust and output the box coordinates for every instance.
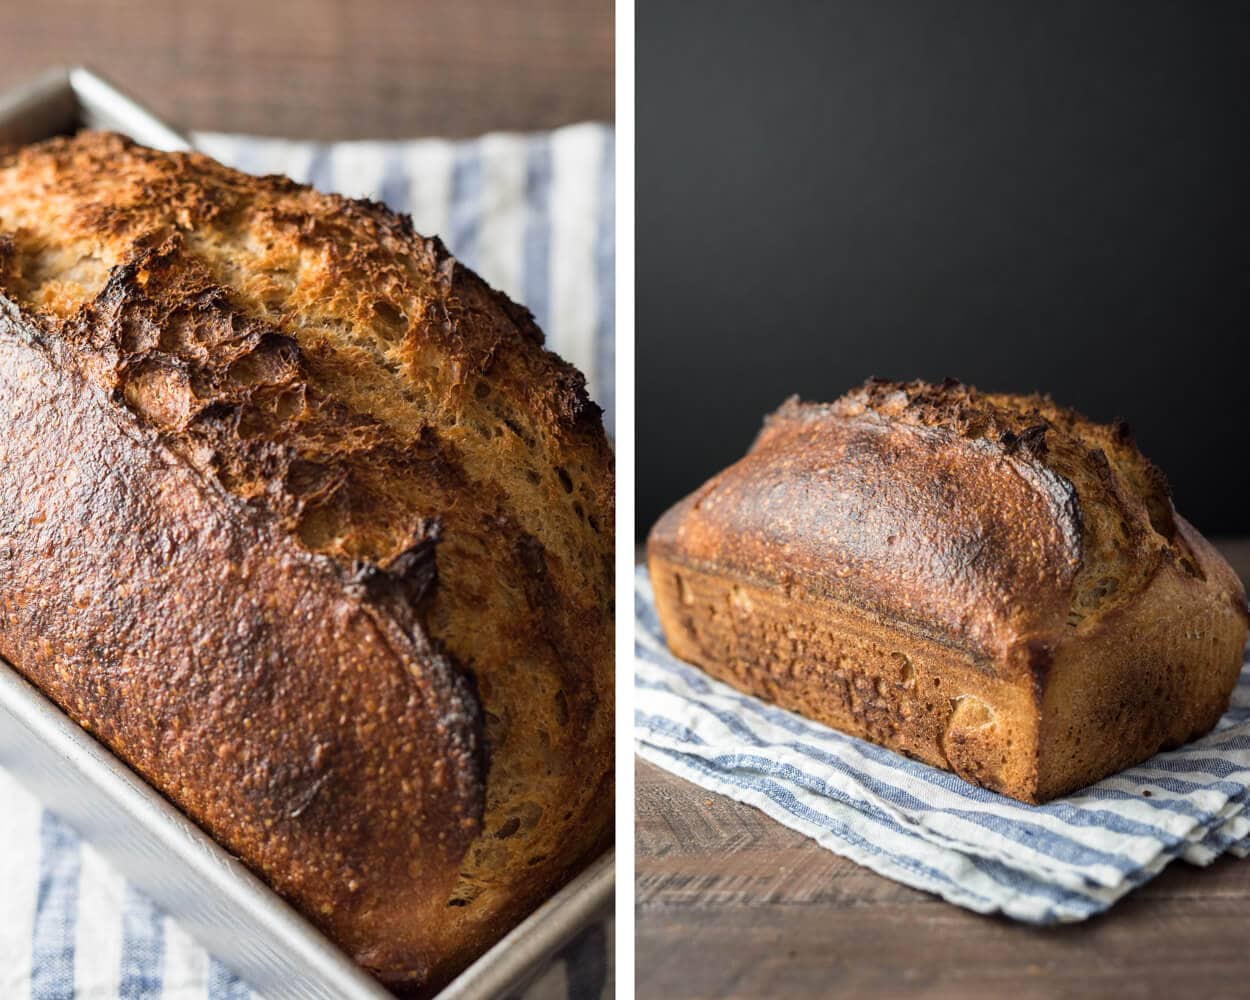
[1025,640,1056,704]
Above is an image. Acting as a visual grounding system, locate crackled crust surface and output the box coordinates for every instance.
[649,379,1247,802]
[655,378,1227,666]
[0,132,613,992]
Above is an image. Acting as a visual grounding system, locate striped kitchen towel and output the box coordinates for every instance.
[0,125,614,1000]
[635,565,1250,924]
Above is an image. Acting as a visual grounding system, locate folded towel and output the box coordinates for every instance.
[635,565,1250,923]
[0,125,614,1000]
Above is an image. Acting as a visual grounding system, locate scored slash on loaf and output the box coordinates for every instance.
[648,378,1248,804]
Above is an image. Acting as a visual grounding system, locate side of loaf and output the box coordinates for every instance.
[648,378,1248,803]
[0,132,613,993]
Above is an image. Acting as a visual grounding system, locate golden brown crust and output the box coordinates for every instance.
[0,132,613,992]
[649,379,1248,803]
[0,300,484,974]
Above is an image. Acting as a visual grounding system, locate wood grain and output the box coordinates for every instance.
[636,539,1250,1000]
[0,0,613,139]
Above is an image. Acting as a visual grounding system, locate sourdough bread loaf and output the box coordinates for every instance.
[0,132,613,994]
[648,378,1247,803]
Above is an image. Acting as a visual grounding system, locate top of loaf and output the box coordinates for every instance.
[0,132,614,984]
[651,377,1220,668]
[0,131,610,566]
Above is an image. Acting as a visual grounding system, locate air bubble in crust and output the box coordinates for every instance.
[892,651,915,688]
[949,694,994,729]
[729,585,753,613]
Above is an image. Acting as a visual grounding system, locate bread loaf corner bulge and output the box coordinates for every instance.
[0,132,613,993]
[648,379,1247,804]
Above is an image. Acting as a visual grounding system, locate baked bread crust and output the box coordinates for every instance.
[0,132,613,993]
[648,379,1248,803]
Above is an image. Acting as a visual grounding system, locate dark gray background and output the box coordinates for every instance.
[638,1,1249,538]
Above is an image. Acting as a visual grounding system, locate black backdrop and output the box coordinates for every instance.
[637,1,1250,539]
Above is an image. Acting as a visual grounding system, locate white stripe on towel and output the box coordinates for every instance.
[0,769,43,996]
[549,123,607,392]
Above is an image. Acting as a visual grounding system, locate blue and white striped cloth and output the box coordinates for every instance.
[0,124,614,999]
[635,566,1250,924]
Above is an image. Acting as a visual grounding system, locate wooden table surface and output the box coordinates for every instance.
[636,539,1250,1000]
[0,0,612,139]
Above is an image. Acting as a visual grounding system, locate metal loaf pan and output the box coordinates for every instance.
[0,66,613,1000]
